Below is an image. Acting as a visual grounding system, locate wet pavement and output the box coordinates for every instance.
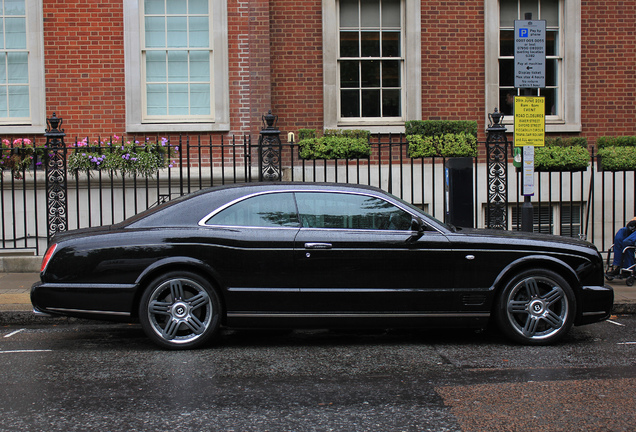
[1,316,635,431]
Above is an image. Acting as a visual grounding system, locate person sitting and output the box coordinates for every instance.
[606,218,636,276]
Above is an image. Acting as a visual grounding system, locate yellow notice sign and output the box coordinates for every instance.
[514,96,545,147]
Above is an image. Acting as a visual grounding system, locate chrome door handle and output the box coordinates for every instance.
[304,242,332,249]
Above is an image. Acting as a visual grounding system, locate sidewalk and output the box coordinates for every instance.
[1,272,635,325]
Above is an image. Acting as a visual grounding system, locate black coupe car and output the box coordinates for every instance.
[31,182,613,349]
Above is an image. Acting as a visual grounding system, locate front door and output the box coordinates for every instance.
[292,191,455,315]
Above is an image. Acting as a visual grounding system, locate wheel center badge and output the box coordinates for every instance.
[173,302,188,318]
[530,300,545,315]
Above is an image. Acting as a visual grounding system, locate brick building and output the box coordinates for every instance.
[1,0,634,145]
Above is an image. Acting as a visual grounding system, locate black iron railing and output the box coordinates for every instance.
[1,133,634,258]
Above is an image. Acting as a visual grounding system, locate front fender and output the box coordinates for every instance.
[491,254,581,293]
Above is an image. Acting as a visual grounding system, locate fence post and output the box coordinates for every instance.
[485,108,509,229]
[258,110,282,181]
[44,113,68,240]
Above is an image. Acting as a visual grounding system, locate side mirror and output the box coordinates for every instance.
[407,217,425,242]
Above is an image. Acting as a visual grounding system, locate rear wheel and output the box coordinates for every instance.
[496,269,575,345]
[139,271,221,350]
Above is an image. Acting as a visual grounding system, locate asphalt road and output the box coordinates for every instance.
[0,316,635,431]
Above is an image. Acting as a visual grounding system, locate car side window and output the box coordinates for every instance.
[206,193,300,228]
[295,192,412,230]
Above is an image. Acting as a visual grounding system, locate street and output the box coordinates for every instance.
[0,316,635,431]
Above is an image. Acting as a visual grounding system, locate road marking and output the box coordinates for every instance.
[618,342,636,345]
[0,349,52,354]
[607,319,625,326]
[4,329,25,338]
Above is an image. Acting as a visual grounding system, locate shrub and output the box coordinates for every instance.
[406,120,478,158]
[597,146,636,171]
[406,135,437,158]
[297,129,316,141]
[595,136,636,171]
[534,137,590,171]
[596,136,636,149]
[405,120,478,137]
[298,129,371,160]
[438,132,478,157]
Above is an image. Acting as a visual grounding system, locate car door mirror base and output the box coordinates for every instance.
[407,217,425,242]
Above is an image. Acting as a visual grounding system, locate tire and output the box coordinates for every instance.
[627,277,634,287]
[139,271,221,350]
[495,269,575,345]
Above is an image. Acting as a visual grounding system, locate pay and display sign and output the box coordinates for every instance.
[514,20,546,89]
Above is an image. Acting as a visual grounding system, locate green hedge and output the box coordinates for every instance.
[596,136,636,149]
[298,129,371,160]
[405,120,478,137]
[406,120,478,158]
[407,132,477,158]
[595,136,636,171]
[534,137,590,171]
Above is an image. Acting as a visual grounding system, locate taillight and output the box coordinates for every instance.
[40,243,57,273]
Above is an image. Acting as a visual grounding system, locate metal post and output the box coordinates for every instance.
[258,110,282,181]
[485,108,508,229]
[521,146,534,232]
[44,113,68,240]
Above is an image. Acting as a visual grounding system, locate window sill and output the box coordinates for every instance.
[331,122,406,135]
[0,124,47,135]
[127,121,231,134]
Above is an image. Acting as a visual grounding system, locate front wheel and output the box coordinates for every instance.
[139,271,221,350]
[495,269,575,345]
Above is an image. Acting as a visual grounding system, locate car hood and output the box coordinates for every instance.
[451,227,597,250]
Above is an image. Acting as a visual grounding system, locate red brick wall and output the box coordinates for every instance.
[420,3,486,141]
[269,1,324,138]
[581,1,636,144]
[43,0,126,139]
[33,0,636,146]
[227,0,251,134]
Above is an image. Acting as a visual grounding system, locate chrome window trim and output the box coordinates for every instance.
[197,188,443,234]
[198,190,297,227]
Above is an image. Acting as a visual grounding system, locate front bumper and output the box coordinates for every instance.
[575,285,614,326]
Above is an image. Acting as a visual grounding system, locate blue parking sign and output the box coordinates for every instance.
[514,20,546,88]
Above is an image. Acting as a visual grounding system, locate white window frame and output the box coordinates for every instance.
[0,0,45,133]
[323,0,421,133]
[124,0,229,133]
[485,0,581,133]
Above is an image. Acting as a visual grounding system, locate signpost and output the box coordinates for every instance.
[512,16,547,232]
